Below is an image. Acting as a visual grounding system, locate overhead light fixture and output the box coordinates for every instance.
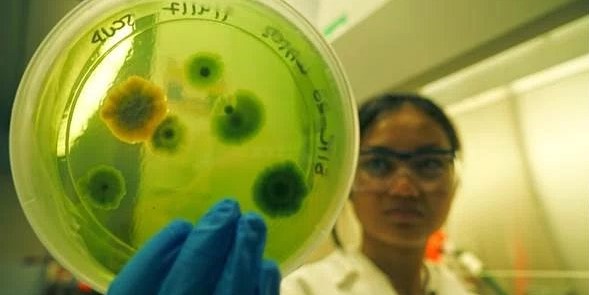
[510,53,589,93]
[421,16,589,103]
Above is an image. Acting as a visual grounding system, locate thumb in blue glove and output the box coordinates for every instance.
[107,199,281,295]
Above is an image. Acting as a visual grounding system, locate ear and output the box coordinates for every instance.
[450,160,462,197]
[348,182,359,202]
[451,175,461,197]
[334,199,363,251]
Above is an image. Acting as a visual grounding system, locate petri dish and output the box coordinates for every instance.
[10,0,358,292]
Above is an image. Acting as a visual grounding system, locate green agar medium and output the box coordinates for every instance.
[150,115,186,153]
[212,90,265,144]
[77,165,127,210]
[185,52,224,88]
[253,161,309,217]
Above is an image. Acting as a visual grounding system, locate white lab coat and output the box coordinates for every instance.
[281,249,477,295]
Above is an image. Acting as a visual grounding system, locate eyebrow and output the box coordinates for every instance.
[414,145,455,154]
[361,146,455,157]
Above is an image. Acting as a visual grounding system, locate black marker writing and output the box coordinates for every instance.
[91,14,134,44]
[313,90,332,175]
[262,26,308,75]
[162,1,230,21]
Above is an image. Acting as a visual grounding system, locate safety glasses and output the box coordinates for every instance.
[354,146,455,193]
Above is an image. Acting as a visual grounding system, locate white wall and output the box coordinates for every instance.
[516,69,589,292]
[445,67,589,294]
[284,0,390,40]
[447,92,563,268]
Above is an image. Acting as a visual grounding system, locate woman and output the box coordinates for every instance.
[281,93,474,295]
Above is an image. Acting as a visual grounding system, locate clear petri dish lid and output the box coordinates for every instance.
[10,0,358,292]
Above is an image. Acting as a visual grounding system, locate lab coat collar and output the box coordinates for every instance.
[332,249,396,292]
[331,250,360,288]
[332,249,441,294]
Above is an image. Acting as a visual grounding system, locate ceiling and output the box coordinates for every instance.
[330,0,589,104]
[1,0,588,171]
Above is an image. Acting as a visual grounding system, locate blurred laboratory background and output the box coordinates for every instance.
[1,0,588,294]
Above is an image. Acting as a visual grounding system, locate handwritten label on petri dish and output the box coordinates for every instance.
[261,26,308,75]
[313,90,333,176]
[161,1,231,21]
[91,14,134,44]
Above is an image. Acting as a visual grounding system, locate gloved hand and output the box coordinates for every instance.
[107,199,281,295]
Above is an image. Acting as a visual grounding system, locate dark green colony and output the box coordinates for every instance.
[77,165,127,210]
[212,90,265,144]
[253,161,309,217]
[185,52,224,88]
[151,115,186,153]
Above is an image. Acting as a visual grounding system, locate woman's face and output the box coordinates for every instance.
[351,104,457,248]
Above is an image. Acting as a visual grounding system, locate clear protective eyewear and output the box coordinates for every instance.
[353,146,456,193]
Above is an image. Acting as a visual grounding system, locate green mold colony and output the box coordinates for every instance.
[253,161,309,217]
[212,90,265,144]
[77,165,127,210]
[185,52,224,88]
[150,115,186,153]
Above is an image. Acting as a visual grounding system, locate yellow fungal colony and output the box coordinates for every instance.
[100,76,168,143]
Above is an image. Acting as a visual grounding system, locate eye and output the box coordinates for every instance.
[360,155,393,177]
[412,156,448,177]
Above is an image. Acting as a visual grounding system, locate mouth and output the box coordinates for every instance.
[383,206,425,223]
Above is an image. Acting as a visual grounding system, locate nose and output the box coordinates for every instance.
[385,168,419,198]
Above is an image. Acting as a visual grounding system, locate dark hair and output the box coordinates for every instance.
[358,93,461,152]
[332,93,461,248]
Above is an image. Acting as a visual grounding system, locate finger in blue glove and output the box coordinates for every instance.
[107,198,281,295]
[107,220,192,294]
[214,213,266,295]
[158,199,241,294]
[258,260,281,295]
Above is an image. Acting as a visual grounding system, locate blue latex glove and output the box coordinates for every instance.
[107,199,281,295]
